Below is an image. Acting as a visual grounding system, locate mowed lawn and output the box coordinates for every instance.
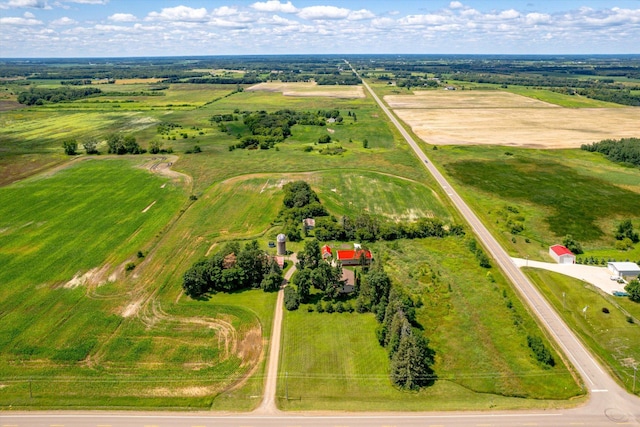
[278,237,582,411]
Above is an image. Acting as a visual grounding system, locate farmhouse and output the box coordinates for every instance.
[549,245,575,264]
[336,248,372,266]
[607,262,640,280]
[302,218,315,230]
[340,268,355,293]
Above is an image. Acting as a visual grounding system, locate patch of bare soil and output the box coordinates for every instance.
[146,386,216,397]
[64,264,112,289]
[143,155,193,189]
[0,100,25,111]
[121,298,143,318]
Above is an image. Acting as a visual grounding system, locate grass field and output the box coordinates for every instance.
[385,90,639,148]
[526,269,640,394]
[0,158,279,409]
[278,238,582,411]
[428,145,640,259]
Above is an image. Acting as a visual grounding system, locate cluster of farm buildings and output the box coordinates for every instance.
[549,244,640,280]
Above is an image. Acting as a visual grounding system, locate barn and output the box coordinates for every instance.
[549,245,575,264]
[336,249,372,266]
[607,262,640,280]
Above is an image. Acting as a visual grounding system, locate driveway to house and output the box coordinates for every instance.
[512,258,628,295]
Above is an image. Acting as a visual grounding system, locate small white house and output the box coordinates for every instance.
[549,245,576,264]
[607,262,640,279]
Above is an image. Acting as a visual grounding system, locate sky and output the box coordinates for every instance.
[0,0,639,57]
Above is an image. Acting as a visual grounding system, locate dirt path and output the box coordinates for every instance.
[254,254,297,414]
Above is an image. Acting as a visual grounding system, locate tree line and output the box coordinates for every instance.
[581,138,640,168]
[286,238,437,390]
[313,214,465,243]
[17,86,101,105]
[182,240,283,298]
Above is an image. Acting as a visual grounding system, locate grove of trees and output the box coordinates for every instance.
[182,240,283,298]
[581,138,640,167]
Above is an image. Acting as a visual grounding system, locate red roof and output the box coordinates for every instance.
[322,245,332,254]
[336,249,372,260]
[550,245,574,256]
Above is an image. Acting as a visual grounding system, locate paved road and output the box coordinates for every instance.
[0,410,634,427]
[348,61,639,425]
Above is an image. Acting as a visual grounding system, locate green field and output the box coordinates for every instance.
[526,269,640,394]
[429,145,640,260]
[0,158,278,409]
[278,238,582,411]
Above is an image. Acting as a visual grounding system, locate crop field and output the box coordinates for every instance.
[278,238,582,411]
[385,91,639,148]
[428,145,640,258]
[526,269,640,393]
[0,158,278,409]
[247,82,365,98]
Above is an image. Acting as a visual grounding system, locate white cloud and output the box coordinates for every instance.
[400,14,449,26]
[212,6,238,16]
[51,16,76,25]
[0,15,42,24]
[0,0,48,8]
[64,0,108,4]
[23,10,33,16]
[251,0,297,14]
[108,13,137,22]
[347,9,374,21]
[525,12,551,25]
[297,5,350,20]
[449,1,464,10]
[146,6,208,22]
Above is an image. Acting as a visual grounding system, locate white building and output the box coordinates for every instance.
[549,245,576,264]
[607,262,640,279]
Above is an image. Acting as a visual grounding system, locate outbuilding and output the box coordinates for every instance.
[336,249,372,266]
[607,262,640,280]
[549,245,575,264]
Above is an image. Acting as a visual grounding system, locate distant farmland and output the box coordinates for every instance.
[386,91,639,148]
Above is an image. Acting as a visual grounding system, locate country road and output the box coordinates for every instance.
[349,61,640,424]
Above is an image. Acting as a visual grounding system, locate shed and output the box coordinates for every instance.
[321,244,332,260]
[607,262,640,279]
[302,218,315,230]
[549,245,575,264]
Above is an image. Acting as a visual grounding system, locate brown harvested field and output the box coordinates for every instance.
[386,91,639,148]
[246,81,365,99]
[0,100,24,112]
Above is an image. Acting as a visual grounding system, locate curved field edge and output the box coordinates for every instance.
[0,159,275,409]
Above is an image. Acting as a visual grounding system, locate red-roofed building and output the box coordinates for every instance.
[321,245,332,260]
[336,249,372,266]
[549,245,575,264]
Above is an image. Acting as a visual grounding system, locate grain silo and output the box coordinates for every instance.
[277,233,287,255]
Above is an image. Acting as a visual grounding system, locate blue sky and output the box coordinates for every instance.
[1,0,639,57]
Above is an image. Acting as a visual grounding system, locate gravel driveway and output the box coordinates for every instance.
[512,258,627,295]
